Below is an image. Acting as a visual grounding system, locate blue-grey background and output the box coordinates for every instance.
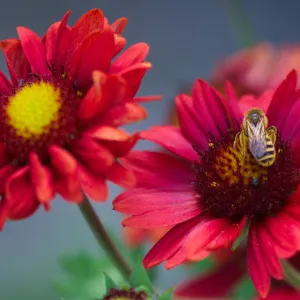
[0,1,300,299]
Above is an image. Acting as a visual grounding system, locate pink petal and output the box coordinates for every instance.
[17,27,48,75]
[109,43,149,73]
[78,164,108,202]
[176,94,211,149]
[106,162,136,188]
[247,225,271,299]
[267,70,298,131]
[121,150,193,189]
[29,152,54,203]
[140,126,199,161]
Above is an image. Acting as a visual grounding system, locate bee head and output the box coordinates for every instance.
[243,108,268,128]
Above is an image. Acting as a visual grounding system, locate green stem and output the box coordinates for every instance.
[282,259,300,290]
[78,195,132,278]
[225,0,256,47]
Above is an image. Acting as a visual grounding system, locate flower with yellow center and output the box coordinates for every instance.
[0,8,157,229]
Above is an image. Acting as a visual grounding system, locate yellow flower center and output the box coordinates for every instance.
[214,142,267,185]
[6,81,61,139]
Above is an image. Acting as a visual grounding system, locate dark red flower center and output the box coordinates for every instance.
[193,132,300,221]
[102,288,148,300]
[0,75,79,164]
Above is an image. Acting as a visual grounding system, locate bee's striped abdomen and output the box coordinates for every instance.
[256,135,276,167]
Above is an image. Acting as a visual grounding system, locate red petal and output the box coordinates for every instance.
[257,225,284,280]
[122,201,201,228]
[69,9,104,53]
[256,287,300,300]
[77,72,127,122]
[174,255,246,298]
[1,39,30,81]
[84,126,129,141]
[77,71,108,121]
[115,189,197,215]
[0,164,16,193]
[133,95,162,102]
[143,215,203,268]
[265,213,300,258]
[44,11,71,69]
[71,137,114,174]
[71,28,115,88]
[186,218,233,258]
[205,218,246,250]
[119,62,152,98]
[111,17,128,34]
[101,102,147,126]
[106,162,136,188]
[29,152,54,203]
[0,199,8,230]
[78,164,108,202]
[0,70,12,94]
[0,143,8,167]
[49,146,82,203]
[17,27,48,75]
[140,126,198,162]
[247,225,271,299]
[114,35,126,56]
[121,150,193,189]
[6,167,40,220]
[100,133,138,157]
[109,43,149,73]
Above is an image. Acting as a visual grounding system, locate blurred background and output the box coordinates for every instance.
[1,0,300,299]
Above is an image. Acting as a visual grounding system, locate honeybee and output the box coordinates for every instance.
[234,108,277,167]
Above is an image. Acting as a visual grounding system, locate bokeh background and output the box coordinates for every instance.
[1,1,300,299]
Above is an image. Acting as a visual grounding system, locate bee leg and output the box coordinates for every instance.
[234,132,247,157]
[266,126,277,144]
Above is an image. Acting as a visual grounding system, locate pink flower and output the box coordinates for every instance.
[114,70,300,298]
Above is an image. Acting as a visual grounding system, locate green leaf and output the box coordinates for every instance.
[158,288,174,300]
[52,252,125,300]
[129,257,153,293]
[232,275,257,300]
[231,220,250,251]
[103,273,118,292]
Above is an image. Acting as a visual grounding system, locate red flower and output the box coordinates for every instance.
[123,224,170,247]
[0,9,157,229]
[174,250,246,299]
[114,70,300,298]
[255,288,300,300]
[211,43,300,96]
